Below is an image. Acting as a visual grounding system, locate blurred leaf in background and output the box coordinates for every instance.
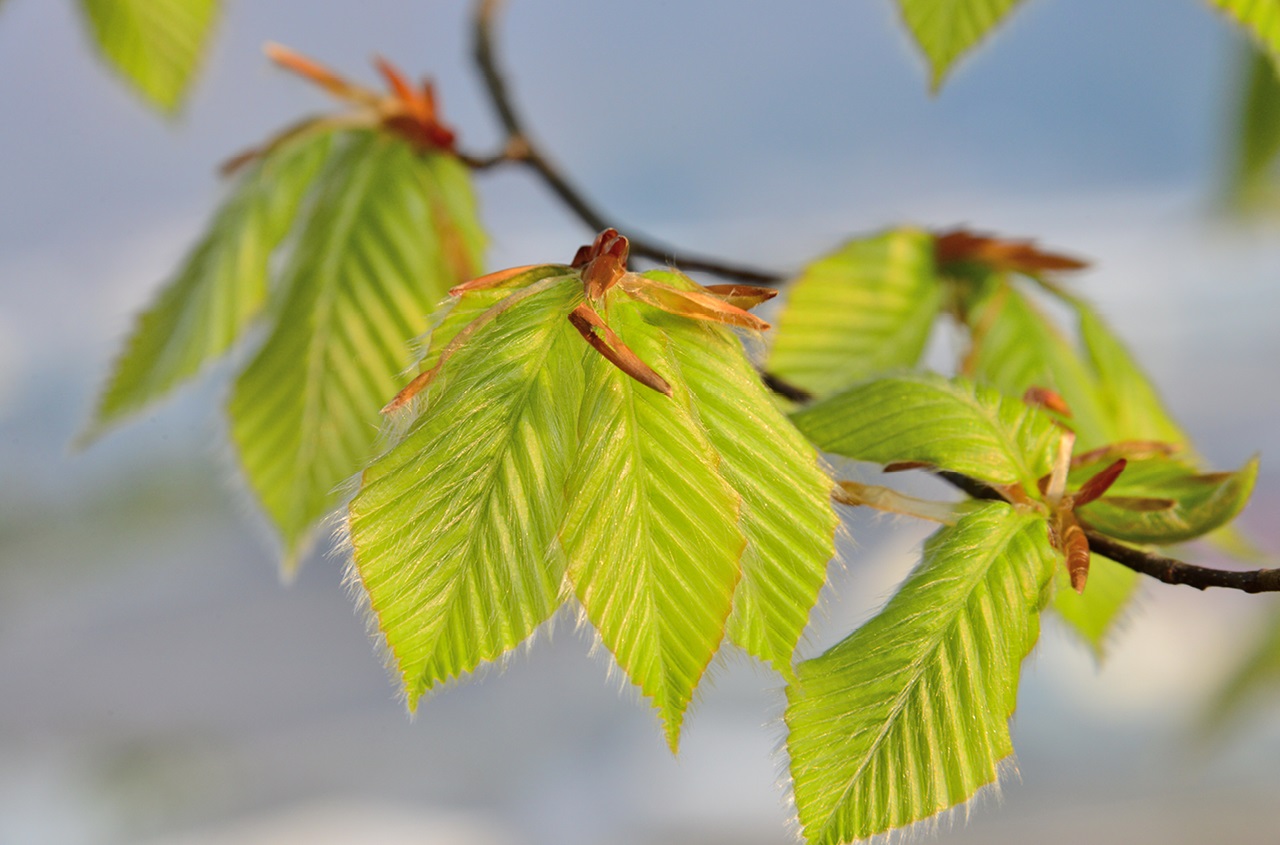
[78,0,221,112]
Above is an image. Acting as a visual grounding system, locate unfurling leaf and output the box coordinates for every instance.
[1073,456,1260,545]
[786,502,1056,844]
[792,372,1060,495]
[347,237,836,748]
[230,133,485,569]
[894,0,1028,90]
[86,132,332,442]
[79,0,220,112]
[768,228,940,399]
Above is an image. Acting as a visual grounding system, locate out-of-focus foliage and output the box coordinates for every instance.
[893,0,1026,89]
[1224,43,1280,212]
[78,0,220,112]
[90,131,485,570]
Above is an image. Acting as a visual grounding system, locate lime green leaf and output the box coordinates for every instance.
[645,272,838,681]
[786,502,1055,844]
[767,229,941,398]
[561,296,745,752]
[1050,554,1139,658]
[85,134,332,442]
[230,135,484,568]
[895,0,1027,90]
[348,279,584,705]
[792,372,1060,494]
[1200,603,1280,735]
[963,278,1114,449]
[1073,300,1187,447]
[1225,44,1280,212]
[79,0,220,112]
[1075,456,1259,545]
[1210,0,1280,72]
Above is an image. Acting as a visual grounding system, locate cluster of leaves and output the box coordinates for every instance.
[80,33,1268,845]
[85,49,486,571]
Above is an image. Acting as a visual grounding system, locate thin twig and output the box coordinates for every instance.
[1084,532,1280,593]
[934,471,1280,593]
[470,0,783,286]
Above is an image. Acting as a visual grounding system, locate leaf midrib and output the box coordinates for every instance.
[813,509,1024,841]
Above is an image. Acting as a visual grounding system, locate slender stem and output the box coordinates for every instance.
[470,0,784,286]
[934,471,1280,593]
[1085,532,1280,593]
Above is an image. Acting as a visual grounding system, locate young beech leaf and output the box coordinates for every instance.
[348,279,585,704]
[1073,456,1259,545]
[786,502,1056,844]
[347,233,811,749]
[1050,554,1140,659]
[1210,0,1280,75]
[86,132,332,442]
[560,296,746,753]
[767,228,941,399]
[79,0,220,112]
[791,372,1060,496]
[961,278,1114,449]
[230,133,484,569]
[895,0,1028,90]
[646,271,838,682]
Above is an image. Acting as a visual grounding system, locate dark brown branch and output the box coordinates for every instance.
[933,471,1280,593]
[1084,532,1280,593]
[759,369,813,403]
[470,0,783,286]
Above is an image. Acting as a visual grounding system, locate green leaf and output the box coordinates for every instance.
[347,278,585,704]
[767,229,941,398]
[792,372,1060,495]
[229,134,484,568]
[560,295,745,752]
[1225,44,1280,212]
[1050,554,1139,658]
[895,0,1027,90]
[85,134,332,442]
[786,502,1055,844]
[645,271,838,681]
[1210,0,1280,73]
[1075,456,1259,545]
[963,278,1114,449]
[79,0,220,112]
[1073,301,1187,446]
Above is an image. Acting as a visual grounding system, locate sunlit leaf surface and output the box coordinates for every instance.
[651,272,837,681]
[349,279,584,703]
[561,297,745,751]
[792,372,1060,494]
[768,229,940,399]
[786,502,1055,844]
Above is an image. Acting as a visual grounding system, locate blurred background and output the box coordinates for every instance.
[2,0,1279,842]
